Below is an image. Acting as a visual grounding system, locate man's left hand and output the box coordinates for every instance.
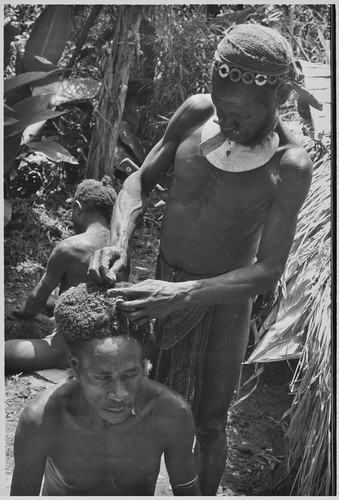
[107,279,187,326]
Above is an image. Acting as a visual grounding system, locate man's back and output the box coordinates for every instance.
[5,227,112,372]
[57,226,110,294]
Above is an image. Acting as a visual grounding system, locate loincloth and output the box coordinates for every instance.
[154,251,216,417]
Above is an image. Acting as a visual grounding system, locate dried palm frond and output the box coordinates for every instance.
[247,126,332,495]
[281,130,332,495]
[283,275,332,495]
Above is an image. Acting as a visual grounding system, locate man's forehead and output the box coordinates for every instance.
[212,74,270,104]
[81,336,141,360]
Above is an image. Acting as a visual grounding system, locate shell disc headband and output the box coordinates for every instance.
[213,51,289,86]
[213,50,323,110]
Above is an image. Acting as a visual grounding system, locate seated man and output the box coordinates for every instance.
[10,283,201,496]
[6,177,129,372]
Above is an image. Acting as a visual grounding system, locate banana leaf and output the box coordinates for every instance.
[5,94,65,138]
[23,5,71,66]
[4,69,64,97]
[32,78,101,106]
[27,142,79,165]
[21,52,59,73]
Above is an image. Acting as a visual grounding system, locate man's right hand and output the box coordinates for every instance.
[88,246,128,285]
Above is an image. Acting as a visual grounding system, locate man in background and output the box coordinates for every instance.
[6,177,129,372]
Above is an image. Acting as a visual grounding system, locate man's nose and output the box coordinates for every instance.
[107,380,128,402]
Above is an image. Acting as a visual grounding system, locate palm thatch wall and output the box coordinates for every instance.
[246,98,332,493]
[282,130,331,496]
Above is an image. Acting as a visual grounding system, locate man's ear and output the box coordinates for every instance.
[275,82,292,106]
[73,200,83,213]
[69,351,80,374]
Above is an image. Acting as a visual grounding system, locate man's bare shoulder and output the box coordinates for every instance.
[168,94,214,139]
[276,122,313,186]
[275,144,313,205]
[52,232,105,261]
[143,379,193,426]
[19,380,78,427]
[272,124,313,211]
[51,236,79,260]
[62,230,109,248]
[183,93,214,114]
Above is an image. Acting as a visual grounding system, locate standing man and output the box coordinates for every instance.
[89,24,317,495]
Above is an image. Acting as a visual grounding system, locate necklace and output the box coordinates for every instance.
[200,115,279,172]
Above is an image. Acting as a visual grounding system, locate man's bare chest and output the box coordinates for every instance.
[174,128,277,195]
[51,419,163,491]
[173,135,275,214]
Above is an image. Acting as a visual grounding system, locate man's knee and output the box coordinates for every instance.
[196,417,226,445]
[6,339,35,359]
[5,340,35,373]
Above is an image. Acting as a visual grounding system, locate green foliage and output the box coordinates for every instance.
[23,5,72,66]
[4,6,73,179]
[4,5,101,201]
[5,93,65,139]
[251,4,331,63]
[138,4,331,145]
[138,7,225,143]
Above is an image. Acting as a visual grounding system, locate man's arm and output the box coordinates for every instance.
[163,398,201,495]
[88,94,214,284]
[10,402,49,495]
[18,243,68,318]
[110,148,313,321]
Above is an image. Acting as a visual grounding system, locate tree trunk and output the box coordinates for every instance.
[66,5,102,70]
[85,6,143,179]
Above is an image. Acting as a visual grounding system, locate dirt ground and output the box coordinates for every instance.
[4,196,296,495]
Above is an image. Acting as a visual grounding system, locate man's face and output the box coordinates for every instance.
[211,73,278,147]
[74,336,144,424]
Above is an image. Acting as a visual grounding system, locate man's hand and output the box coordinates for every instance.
[88,246,129,285]
[107,279,188,325]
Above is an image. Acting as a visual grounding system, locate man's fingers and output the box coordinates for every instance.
[88,250,103,284]
[107,258,125,284]
[98,251,116,284]
[119,308,150,325]
[116,299,146,311]
[107,288,139,301]
[107,286,151,300]
[88,249,115,285]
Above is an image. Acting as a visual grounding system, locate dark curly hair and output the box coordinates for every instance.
[54,282,152,352]
[74,176,117,224]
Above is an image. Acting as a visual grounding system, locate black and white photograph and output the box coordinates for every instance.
[3,3,334,496]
